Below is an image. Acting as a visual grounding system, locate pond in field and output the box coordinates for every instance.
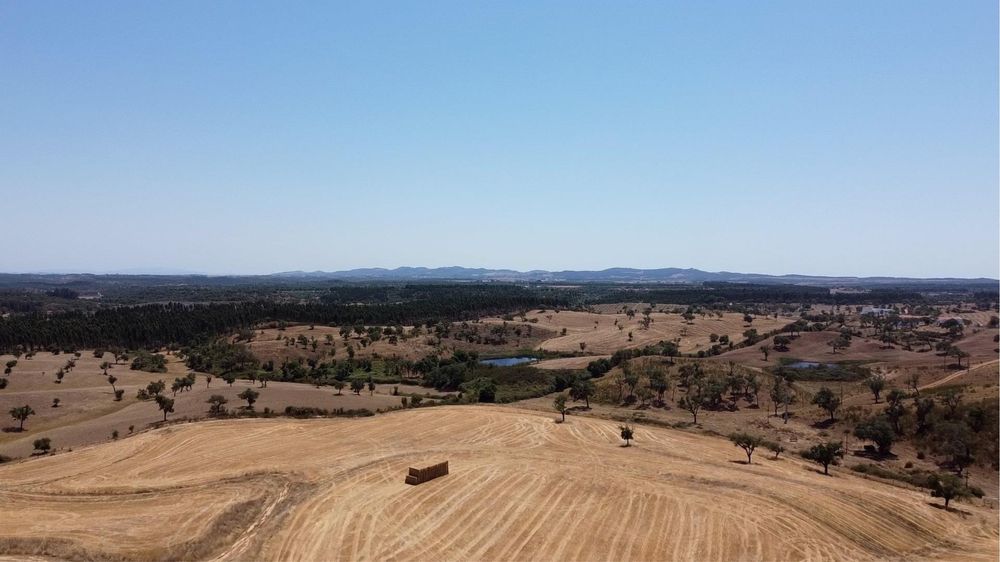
[479,356,537,367]
[786,361,837,369]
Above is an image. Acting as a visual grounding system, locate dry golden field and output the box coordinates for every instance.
[0,352,403,458]
[483,309,790,355]
[246,323,553,364]
[0,406,995,561]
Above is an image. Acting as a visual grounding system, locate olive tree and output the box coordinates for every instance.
[929,473,971,509]
[9,405,34,431]
[811,387,841,422]
[553,394,567,423]
[619,423,634,447]
[802,441,843,475]
[729,432,763,464]
[238,388,260,410]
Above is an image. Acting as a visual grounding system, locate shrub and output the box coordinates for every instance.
[33,437,52,454]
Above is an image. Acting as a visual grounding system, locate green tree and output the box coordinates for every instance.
[802,441,843,475]
[853,418,895,455]
[350,378,364,395]
[940,388,963,418]
[678,384,707,424]
[553,394,567,422]
[865,374,886,403]
[570,378,595,409]
[460,377,497,403]
[154,395,174,421]
[238,388,260,410]
[932,422,975,475]
[729,432,763,464]
[884,389,907,434]
[9,405,34,430]
[333,380,346,395]
[929,473,971,509]
[765,441,785,459]
[207,394,228,415]
[619,423,634,446]
[811,387,842,422]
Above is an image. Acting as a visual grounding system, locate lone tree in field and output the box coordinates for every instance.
[207,394,228,415]
[758,345,770,361]
[9,405,35,430]
[154,395,174,421]
[33,437,51,454]
[333,380,345,395]
[802,441,843,475]
[205,375,213,389]
[827,335,851,354]
[51,398,60,408]
[729,432,763,464]
[238,388,260,410]
[865,374,886,403]
[929,473,971,509]
[811,387,842,422]
[765,441,785,459]
[553,394,568,423]
[107,375,118,394]
[619,423,634,447]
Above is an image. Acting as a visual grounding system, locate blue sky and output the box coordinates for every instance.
[1,1,997,277]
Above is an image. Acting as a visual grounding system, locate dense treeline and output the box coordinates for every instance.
[0,286,569,352]
[589,283,929,306]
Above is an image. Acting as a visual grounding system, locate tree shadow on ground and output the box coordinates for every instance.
[928,503,971,517]
[811,419,837,430]
[2,427,24,433]
[851,448,898,461]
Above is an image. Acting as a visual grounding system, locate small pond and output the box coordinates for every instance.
[786,361,837,369]
[478,356,537,367]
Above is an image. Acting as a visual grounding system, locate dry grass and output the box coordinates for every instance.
[0,351,401,458]
[0,406,994,561]
[482,309,790,355]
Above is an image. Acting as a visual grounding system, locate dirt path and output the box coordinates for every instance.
[920,359,999,390]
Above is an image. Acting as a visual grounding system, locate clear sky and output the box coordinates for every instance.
[2,1,997,277]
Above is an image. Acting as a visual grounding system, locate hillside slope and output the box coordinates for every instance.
[0,406,995,561]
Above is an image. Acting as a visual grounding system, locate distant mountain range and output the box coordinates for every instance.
[272,267,997,286]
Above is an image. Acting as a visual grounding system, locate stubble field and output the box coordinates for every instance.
[0,406,995,561]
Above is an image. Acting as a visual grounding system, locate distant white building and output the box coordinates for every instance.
[860,306,894,317]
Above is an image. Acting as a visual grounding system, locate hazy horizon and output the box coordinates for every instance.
[3,2,997,278]
[4,264,998,280]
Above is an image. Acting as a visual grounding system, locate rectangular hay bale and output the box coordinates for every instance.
[405,461,449,485]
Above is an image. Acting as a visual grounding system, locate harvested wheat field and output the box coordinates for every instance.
[0,406,995,561]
